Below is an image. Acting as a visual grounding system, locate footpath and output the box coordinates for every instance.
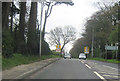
[2,58,60,79]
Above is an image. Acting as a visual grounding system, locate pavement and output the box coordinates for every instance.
[2,58,60,79]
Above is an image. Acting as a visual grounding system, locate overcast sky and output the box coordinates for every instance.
[39,0,101,52]
[39,0,102,52]
[45,0,100,33]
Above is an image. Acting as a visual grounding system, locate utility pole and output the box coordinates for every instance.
[39,2,44,56]
[91,27,94,57]
[118,1,120,60]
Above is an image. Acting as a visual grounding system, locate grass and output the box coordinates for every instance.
[88,58,120,63]
[0,55,1,70]
[2,53,61,70]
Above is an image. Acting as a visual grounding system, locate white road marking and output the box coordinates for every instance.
[102,65,118,70]
[85,64,91,69]
[94,63,97,64]
[15,68,37,79]
[80,60,84,64]
[94,71,107,81]
[82,62,84,64]
[99,72,118,75]
[98,72,107,73]
[103,74,118,78]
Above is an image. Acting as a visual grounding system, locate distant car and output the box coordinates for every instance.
[79,53,86,60]
[64,53,71,59]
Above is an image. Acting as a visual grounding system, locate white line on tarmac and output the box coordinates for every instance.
[99,71,118,75]
[94,71,107,81]
[15,68,37,79]
[85,64,91,69]
[102,74,118,78]
[80,61,84,64]
[98,72,107,73]
[102,65,117,70]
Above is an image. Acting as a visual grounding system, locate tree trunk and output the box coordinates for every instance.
[2,2,10,31]
[17,2,26,54]
[10,2,14,33]
[27,2,38,54]
[60,43,66,53]
[42,11,47,39]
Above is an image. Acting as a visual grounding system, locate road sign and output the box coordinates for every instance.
[84,46,89,54]
[56,45,61,52]
[105,45,118,50]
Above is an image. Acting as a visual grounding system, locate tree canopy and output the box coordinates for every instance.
[70,1,119,59]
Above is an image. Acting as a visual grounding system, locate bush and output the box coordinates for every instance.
[2,30,14,58]
[94,48,101,58]
[41,39,52,55]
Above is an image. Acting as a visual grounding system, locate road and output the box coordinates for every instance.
[26,58,119,80]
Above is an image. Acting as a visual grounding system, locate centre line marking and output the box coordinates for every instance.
[94,71,107,81]
[85,64,91,69]
[80,61,84,64]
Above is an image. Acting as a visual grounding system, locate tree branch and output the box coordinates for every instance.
[47,4,54,17]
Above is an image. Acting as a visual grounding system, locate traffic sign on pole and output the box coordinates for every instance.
[56,45,61,52]
[84,46,89,54]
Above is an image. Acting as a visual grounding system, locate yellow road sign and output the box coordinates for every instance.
[56,45,61,52]
[84,46,89,54]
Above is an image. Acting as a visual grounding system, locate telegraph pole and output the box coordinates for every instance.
[91,27,94,57]
[39,2,44,56]
[117,1,120,57]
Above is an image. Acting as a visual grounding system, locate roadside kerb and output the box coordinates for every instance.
[2,58,60,79]
[15,58,60,79]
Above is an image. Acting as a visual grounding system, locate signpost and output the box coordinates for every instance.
[105,45,118,59]
[84,46,89,54]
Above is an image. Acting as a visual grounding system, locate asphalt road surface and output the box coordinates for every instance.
[25,58,119,80]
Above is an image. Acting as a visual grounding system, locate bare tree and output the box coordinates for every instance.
[41,0,74,39]
[49,26,76,52]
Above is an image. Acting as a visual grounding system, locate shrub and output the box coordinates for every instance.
[2,30,14,58]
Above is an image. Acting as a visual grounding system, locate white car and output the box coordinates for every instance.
[79,53,86,60]
[64,53,71,59]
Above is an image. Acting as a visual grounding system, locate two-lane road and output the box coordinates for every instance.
[26,59,104,80]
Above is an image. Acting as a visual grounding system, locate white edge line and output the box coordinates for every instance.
[85,64,91,69]
[94,71,107,81]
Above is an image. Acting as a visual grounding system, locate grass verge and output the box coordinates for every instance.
[88,58,120,63]
[2,54,61,70]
